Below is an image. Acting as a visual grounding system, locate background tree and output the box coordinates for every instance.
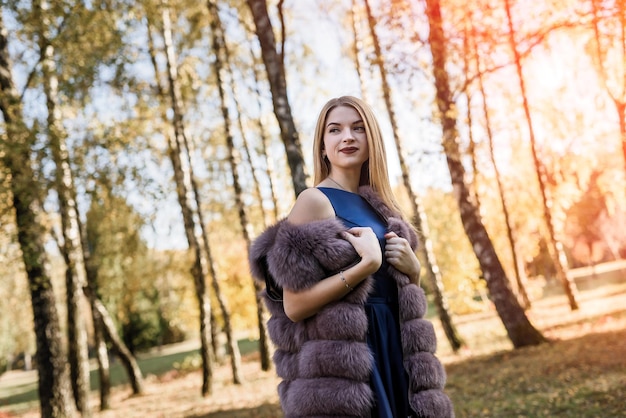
[206,0,245,383]
[468,10,530,308]
[1,1,625,414]
[362,0,464,352]
[0,198,33,375]
[0,13,76,417]
[157,2,214,395]
[503,0,579,310]
[34,0,92,412]
[587,0,626,174]
[246,0,308,196]
[424,0,546,348]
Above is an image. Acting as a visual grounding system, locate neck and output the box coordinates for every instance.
[326,175,358,193]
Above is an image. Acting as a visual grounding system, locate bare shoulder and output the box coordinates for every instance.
[288,187,335,225]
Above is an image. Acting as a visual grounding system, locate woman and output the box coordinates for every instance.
[250,96,454,418]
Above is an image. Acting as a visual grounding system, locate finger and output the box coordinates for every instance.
[384,231,398,239]
[386,242,403,253]
[341,231,356,241]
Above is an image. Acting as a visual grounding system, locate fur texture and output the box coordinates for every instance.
[249,186,454,418]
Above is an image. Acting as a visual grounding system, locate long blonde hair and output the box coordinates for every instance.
[312,96,403,215]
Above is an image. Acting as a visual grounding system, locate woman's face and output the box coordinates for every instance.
[322,105,369,172]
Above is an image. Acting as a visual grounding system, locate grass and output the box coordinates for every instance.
[0,346,199,414]
[446,324,626,417]
[1,274,625,417]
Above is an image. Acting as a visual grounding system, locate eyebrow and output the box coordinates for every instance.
[326,119,364,128]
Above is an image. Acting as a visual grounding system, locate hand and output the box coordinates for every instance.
[342,227,382,275]
[384,232,420,279]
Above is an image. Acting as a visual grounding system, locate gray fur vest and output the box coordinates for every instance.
[249,186,454,418]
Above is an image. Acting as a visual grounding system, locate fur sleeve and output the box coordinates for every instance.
[250,218,361,292]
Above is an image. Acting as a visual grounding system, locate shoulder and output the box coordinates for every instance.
[287,187,335,225]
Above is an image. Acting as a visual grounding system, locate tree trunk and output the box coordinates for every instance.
[77,193,126,406]
[90,297,111,409]
[0,16,76,418]
[209,0,270,376]
[242,1,286,372]
[240,7,296,370]
[460,20,482,212]
[424,0,546,348]
[246,0,308,196]
[350,0,367,100]
[363,0,464,352]
[248,37,280,227]
[503,0,579,310]
[469,15,531,309]
[591,0,626,174]
[71,174,144,406]
[590,0,626,175]
[73,196,114,406]
[160,5,214,395]
[35,0,92,412]
[87,293,144,394]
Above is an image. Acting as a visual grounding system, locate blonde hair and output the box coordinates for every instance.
[312,96,403,215]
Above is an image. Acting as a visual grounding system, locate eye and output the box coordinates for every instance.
[354,125,365,132]
[328,127,340,133]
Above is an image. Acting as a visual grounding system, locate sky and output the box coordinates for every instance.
[2,1,623,252]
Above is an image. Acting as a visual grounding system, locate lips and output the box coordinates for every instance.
[340,147,358,153]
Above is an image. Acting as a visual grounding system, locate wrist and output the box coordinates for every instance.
[354,257,381,277]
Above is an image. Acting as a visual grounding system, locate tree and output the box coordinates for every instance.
[587,0,626,175]
[34,0,92,413]
[502,0,579,310]
[362,0,464,352]
[0,13,76,417]
[246,0,308,196]
[424,0,546,348]
[63,1,148,402]
[85,187,148,396]
[239,13,283,226]
[467,10,531,308]
[350,0,368,100]
[153,2,214,395]
[208,0,270,375]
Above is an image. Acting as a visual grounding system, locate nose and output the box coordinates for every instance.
[341,128,355,141]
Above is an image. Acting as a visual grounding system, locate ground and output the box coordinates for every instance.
[1,265,625,418]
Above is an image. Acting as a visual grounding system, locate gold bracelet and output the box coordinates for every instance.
[339,270,354,291]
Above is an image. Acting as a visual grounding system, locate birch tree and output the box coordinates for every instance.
[209,0,272,373]
[240,14,282,226]
[33,0,92,413]
[84,185,146,396]
[503,0,579,310]
[246,0,308,196]
[362,0,464,351]
[423,0,546,348]
[467,10,531,308]
[156,2,214,394]
[0,13,76,417]
[588,0,626,175]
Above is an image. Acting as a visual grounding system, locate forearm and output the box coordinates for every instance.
[283,258,378,322]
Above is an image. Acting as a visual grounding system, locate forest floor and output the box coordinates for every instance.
[1,264,626,418]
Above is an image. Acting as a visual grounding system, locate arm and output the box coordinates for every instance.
[283,188,382,322]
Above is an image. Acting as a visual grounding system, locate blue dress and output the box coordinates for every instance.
[318,187,414,418]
